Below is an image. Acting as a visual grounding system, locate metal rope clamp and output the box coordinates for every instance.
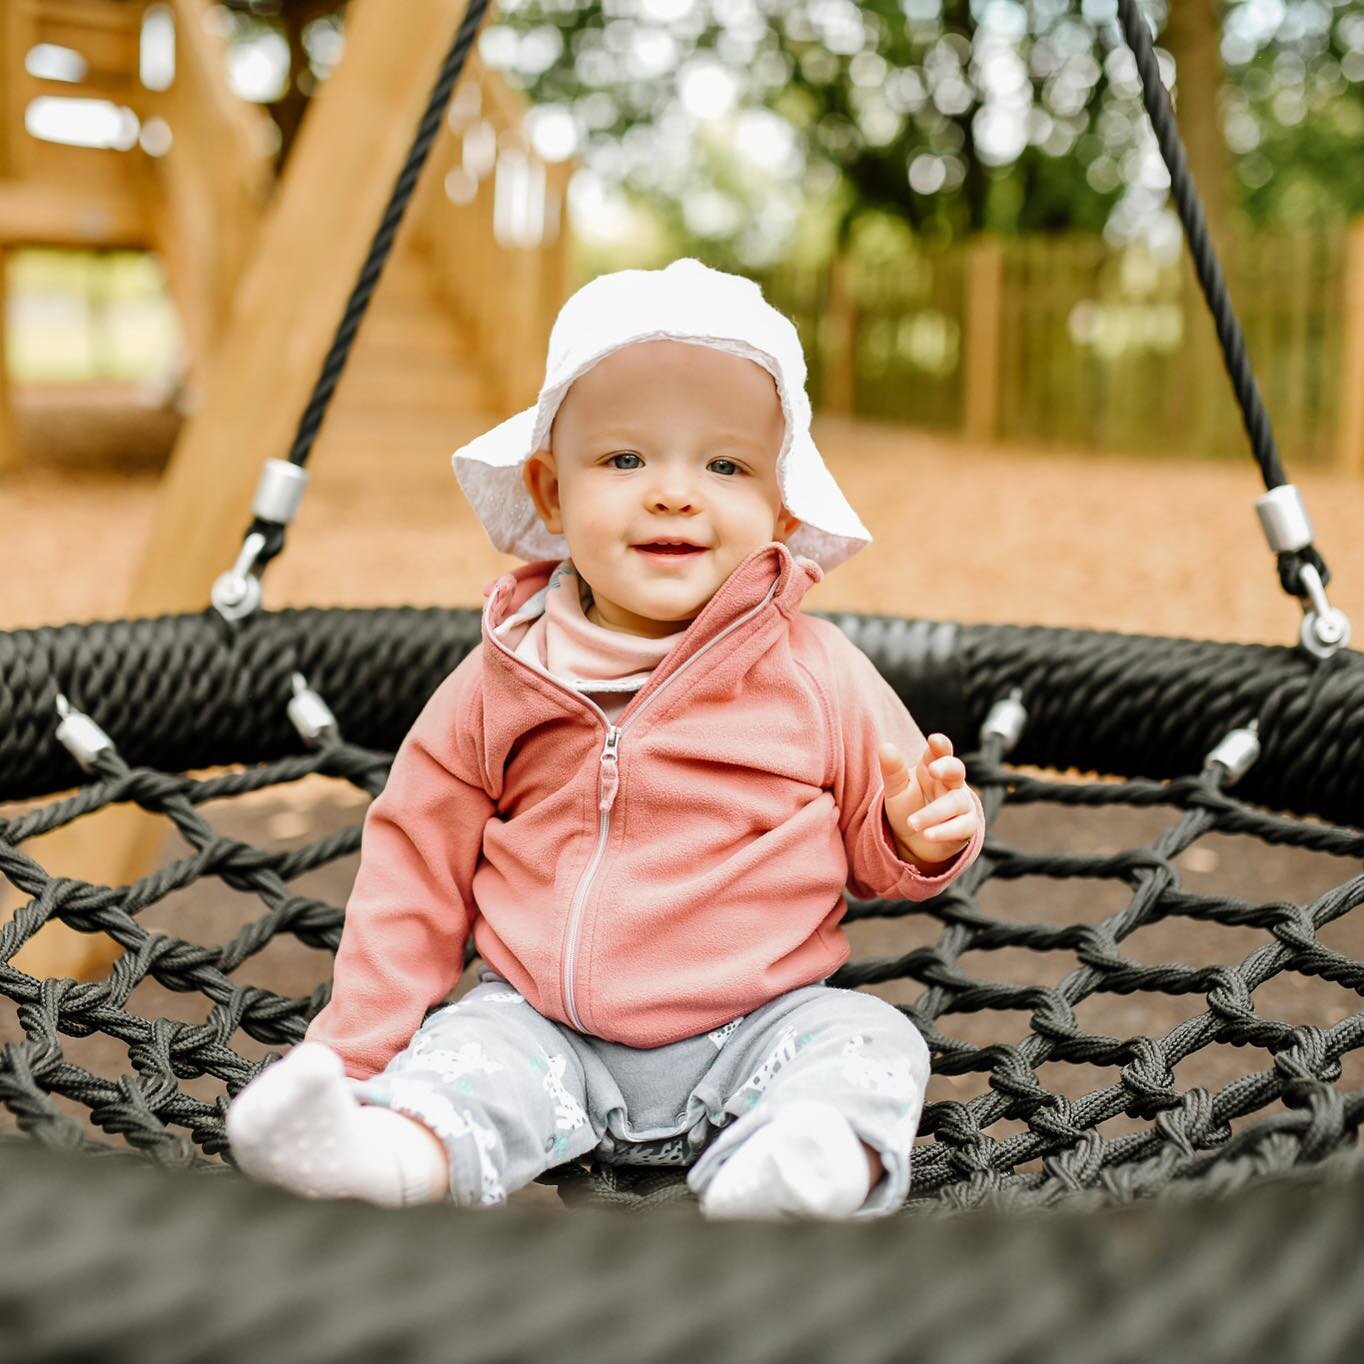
[211,460,310,623]
[54,695,115,773]
[1254,486,1352,661]
[1207,721,1260,786]
[980,688,1027,755]
[287,673,339,748]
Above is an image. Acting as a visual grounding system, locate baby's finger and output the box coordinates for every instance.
[906,789,974,833]
[878,743,912,800]
[915,812,978,844]
[926,755,966,787]
[926,733,955,758]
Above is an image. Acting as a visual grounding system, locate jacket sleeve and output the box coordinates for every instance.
[817,626,985,903]
[305,649,494,1080]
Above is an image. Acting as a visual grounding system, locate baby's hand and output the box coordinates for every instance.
[878,734,978,868]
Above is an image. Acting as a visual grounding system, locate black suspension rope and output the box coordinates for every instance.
[1114,0,1330,598]
[242,0,491,573]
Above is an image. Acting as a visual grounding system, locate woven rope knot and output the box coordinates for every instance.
[1275,1026,1342,1088]
[1027,1094,1089,1149]
[1119,1037,1180,1118]
[1042,1130,1106,1192]
[1154,1086,1228,1156]
[1205,967,1256,1030]
[986,1050,1053,1115]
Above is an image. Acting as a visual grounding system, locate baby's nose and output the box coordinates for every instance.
[647,481,698,513]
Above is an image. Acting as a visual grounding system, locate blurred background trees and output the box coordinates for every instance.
[6,0,1362,469]
[208,0,1363,270]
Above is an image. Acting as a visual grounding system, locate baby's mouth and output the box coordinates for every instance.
[634,541,705,556]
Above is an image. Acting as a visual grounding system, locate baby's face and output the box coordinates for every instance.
[523,339,798,637]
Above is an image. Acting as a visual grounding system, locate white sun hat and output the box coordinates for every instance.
[451,257,871,571]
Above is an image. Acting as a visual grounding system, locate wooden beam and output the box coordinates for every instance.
[963,236,1003,444]
[127,0,477,617]
[0,177,151,247]
[0,247,17,471]
[23,0,145,33]
[148,0,274,378]
[821,250,857,416]
[1337,218,1364,478]
[1,0,37,180]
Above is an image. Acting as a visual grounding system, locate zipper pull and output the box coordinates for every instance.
[598,726,621,812]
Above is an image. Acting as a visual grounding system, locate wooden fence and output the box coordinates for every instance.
[761,219,1364,474]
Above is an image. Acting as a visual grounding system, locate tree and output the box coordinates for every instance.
[476,0,1363,266]
[217,0,1364,263]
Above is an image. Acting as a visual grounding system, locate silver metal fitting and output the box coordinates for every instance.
[211,531,268,623]
[252,459,308,525]
[1254,485,1352,661]
[1255,485,1314,554]
[1207,722,1260,785]
[287,673,338,747]
[54,694,114,772]
[980,689,1027,754]
[1295,562,1352,660]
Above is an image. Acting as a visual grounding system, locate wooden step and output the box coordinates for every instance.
[25,0,142,31]
[26,139,145,193]
[355,305,480,358]
[314,403,504,450]
[0,175,150,246]
[349,335,481,375]
[330,360,492,411]
[320,408,495,453]
[30,7,139,76]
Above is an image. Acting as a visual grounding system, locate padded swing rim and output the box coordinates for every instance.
[0,606,1359,827]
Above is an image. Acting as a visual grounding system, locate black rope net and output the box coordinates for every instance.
[2,608,1361,1218]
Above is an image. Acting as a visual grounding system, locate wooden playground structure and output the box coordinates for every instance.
[1,0,573,595]
[0,0,575,975]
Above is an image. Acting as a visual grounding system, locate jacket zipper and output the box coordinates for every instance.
[485,575,782,1032]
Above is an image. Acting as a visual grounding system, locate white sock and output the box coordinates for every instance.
[226,1041,449,1207]
[697,1099,875,1221]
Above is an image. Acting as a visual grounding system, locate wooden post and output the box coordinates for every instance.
[0,0,35,182]
[1336,218,1364,477]
[822,250,856,416]
[963,235,1003,444]
[0,246,17,471]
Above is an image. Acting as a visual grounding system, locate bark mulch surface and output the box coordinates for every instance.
[2,416,1361,1207]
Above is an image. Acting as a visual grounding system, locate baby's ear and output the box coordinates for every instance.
[776,507,801,543]
[523,449,563,533]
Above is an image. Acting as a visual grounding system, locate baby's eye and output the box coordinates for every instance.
[608,452,643,470]
[708,458,742,476]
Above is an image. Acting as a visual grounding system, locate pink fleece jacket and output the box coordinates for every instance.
[307,543,984,1080]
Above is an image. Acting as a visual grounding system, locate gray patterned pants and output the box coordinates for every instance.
[354,966,931,1219]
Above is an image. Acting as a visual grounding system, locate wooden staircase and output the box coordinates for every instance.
[313,239,505,483]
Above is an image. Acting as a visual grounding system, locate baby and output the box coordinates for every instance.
[227,258,984,1220]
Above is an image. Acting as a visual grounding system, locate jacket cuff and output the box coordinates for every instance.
[866,787,985,901]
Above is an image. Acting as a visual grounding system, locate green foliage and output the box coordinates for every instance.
[481,0,1364,266]
[1222,0,1364,225]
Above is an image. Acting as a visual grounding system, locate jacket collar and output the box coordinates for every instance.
[482,542,822,661]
